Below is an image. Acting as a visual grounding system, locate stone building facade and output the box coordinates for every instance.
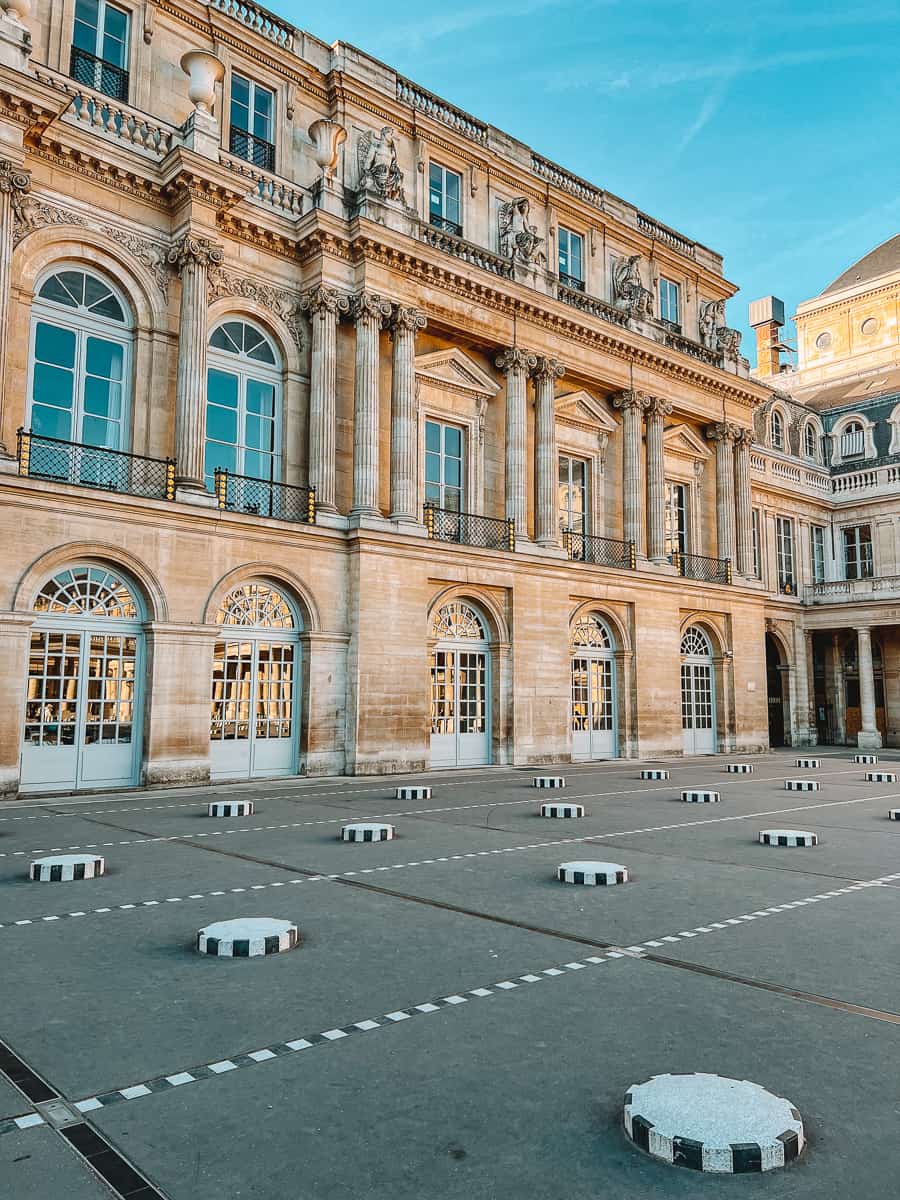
[0,0,846,798]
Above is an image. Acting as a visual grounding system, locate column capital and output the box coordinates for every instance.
[706,421,737,444]
[645,395,673,419]
[350,291,391,324]
[733,426,755,450]
[495,347,537,375]
[611,389,650,413]
[301,285,350,317]
[388,304,427,336]
[530,355,565,383]
[0,159,30,196]
[167,233,224,273]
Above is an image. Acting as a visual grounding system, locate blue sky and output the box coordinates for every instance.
[279,0,900,364]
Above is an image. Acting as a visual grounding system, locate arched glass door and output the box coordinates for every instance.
[21,565,143,792]
[205,320,281,492]
[209,582,300,780]
[681,625,716,754]
[571,614,617,760]
[430,601,491,768]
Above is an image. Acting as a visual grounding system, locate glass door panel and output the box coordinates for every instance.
[210,638,298,779]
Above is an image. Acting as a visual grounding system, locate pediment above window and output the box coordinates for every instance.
[415,348,500,398]
[555,390,619,436]
[663,423,711,462]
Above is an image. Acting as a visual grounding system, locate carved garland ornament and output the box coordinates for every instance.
[207,263,304,350]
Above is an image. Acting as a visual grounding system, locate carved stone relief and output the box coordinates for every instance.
[356,126,405,203]
[208,264,304,349]
[699,297,743,358]
[498,197,545,265]
[611,254,654,321]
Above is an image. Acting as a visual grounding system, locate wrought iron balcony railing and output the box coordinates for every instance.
[564,529,635,570]
[424,503,515,552]
[670,551,732,585]
[17,429,175,501]
[228,126,276,173]
[69,45,129,103]
[429,212,463,237]
[559,271,585,292]
[214,469,316,524]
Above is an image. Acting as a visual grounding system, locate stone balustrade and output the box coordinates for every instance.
[217,150,305,217]
[396,77,488,145]
[209,0,295,49]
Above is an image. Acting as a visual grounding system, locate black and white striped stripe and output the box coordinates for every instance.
[681,790,720,803]
[395,786,431,801]
[795,758,819,769]
[557,861,628,885]
[889,809,900,822]
[533,777,566,788]
[784,779,818,791]
[341,823,394,842]
[758,830,818,848]
[208,800,254,818]
[29,855,104,882]
[726,763,753,774]
[866,771,897,783]
[640,769,669,780]
[196,918,299,957]
[540,803,585,819]
[854,753,879,764]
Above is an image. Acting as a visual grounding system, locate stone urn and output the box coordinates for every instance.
[180,50,225,115]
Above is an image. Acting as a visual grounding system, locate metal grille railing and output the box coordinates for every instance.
[214,469,316,524]
[17,429,174,500]
[70,45,129,102]
[670,551,732,585]
[424,503,515,551]
[228,126,276,173]
[564,529,635,569]
[429,212,463,237]
[559,271,585,292]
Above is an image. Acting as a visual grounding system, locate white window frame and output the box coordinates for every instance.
[558,453,589,534]
[73,0,130,69]
[229,71,276,169]
[770,408,786,451]
[810,524,826,584]
[664,480,689,555]
[831,412,876,465]
[558,227,584,286]
[803,421,820,462]
[205,319,282,491]
[776,516,795,593]
[842,523,873,581]
[658,276,681,326]
[428,162,463,235]
[424,417,466,512]
[751,508,761,579]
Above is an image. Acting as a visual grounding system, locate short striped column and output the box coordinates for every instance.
[540,802,585,819]
[888,809,900,821]
[197,917,299,957]
[854,753,878,764]
[30,854,105,882]
[681,790,720,803]
[726,763,753,774]
[758,829,818,847]
[557,861,627,885]
[208,800,254,818]
[784,779,818,792]
[396,786,431,800]
[641,769,669,780]
[866,771,897,783]
[795,758,819,769]
[342,823,394,842]
[533,776,566,788]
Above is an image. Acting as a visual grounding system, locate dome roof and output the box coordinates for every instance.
[821,234,900,296]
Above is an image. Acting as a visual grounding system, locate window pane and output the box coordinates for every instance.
[242,449,273,480]
[205,440,236,478]
[33,362,74,410]
[81,414,119,448]
[208,369,239,408]
[32,403,73,440]
[74,0,99,49]
[425,450,440,486]
[35,323,77,368]
[445,457,461,487]
[206,403,238,443]
[444,425,462,456]
[246,379,275,417]
[83,375,121,419]
[425,420,441,453]
[86,337,124,380]
[39,274,81,309]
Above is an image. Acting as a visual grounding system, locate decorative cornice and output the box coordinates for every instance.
[495,347,538,375]
[208,265,305,349]
[0,158,30,196]
[167,234,225,273]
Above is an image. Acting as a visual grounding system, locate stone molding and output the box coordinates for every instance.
[208,264,305,349]
[0,158,30,196]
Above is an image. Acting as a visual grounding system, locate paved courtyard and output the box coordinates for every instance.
[1,749,899,1198]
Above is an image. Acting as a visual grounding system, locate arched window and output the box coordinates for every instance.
[570,614,617,760]
[205,320,281,491]
[430,601,487,641]
[28,268,131,452]
[214,581,295,630]
[571,614,613,650]
[770,409,785,451]
[804,422,818,460]
[840,420,865,460]
[681,626,712,658]
[33,566,138,619]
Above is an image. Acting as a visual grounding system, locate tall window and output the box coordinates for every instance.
[751,509,761,578]
[658,277,680,326]
[71,0,129,101]
[205,321,280,491]
[664,482,688,555]
[558,228,584,289]
[230,73,275,172]
[558,454,587,533]
[28,269,131,454]
[840,420,865,460]
[428,163,462,236]
[425,420,464,512]
[804,423,818,460]
[770,409,785,450]
[776,516,795,593]
[811,524,826,583]
[843,524,873,580]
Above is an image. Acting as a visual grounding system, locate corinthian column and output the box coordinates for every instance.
[531,356,565,545]
[645,395,672,562]
[0,159,30,457]
[167,233,224,491]
[388,305,427,523]
[612,390,649,554]
[733,427,755,577]
[496,347,537,535]
[301,286,349,511]
[707,422,737,563]
[349,291,391,516]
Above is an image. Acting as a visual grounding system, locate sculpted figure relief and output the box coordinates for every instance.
[356,126,405,203]
[498,197,546,266]
[699,298,743,357]
[612,254,654,320]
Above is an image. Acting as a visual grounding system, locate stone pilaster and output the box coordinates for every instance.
[496,347,537,535]
[791,621,813,747]
[0,159,30,457]
[733,428,755,577]
[0,611,34,798]
[531,356,565,545]
[612,390,649,554]
[167,233,224,491]
[645,396,672,563]
[830,633,846,745]
[388,305,427,523]
[856,626,882,749]
[707,422,737,564]
[349,291,391,516]
[301,286,349,511]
